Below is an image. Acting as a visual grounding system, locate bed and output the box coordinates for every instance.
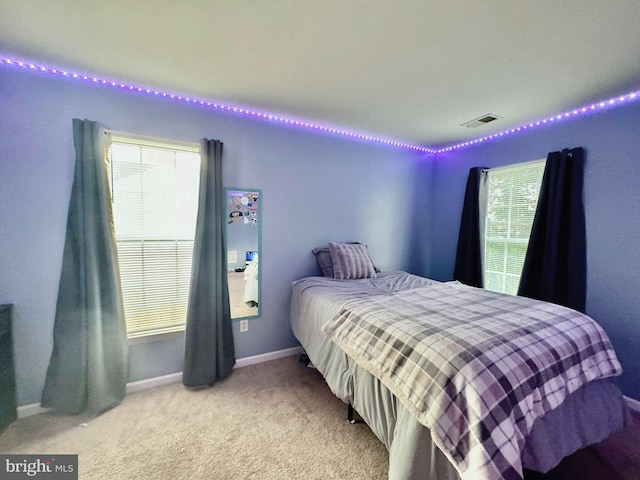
[290,270,630,480]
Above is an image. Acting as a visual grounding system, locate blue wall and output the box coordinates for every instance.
[426,102,640,400]
[0,67,430,406]
[3,63,636,407]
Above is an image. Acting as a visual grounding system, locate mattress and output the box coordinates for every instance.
[290,271,630,480]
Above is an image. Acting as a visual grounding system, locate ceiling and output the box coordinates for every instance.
[2,1,640,150]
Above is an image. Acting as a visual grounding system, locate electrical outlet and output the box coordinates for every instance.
[239,319,249,332]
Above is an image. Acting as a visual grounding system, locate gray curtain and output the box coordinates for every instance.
[183,139,235,387]
[41,119,128,415]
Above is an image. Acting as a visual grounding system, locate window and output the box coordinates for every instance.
[483,160,545,295]
[108,135,201,339]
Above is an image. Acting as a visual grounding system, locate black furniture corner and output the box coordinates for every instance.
[0,304,17,431]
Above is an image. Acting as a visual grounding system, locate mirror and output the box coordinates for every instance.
[225,188,261,319]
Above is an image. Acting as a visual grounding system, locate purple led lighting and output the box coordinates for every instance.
[0,56,434,154]
[3,56,639,155]
[437,90,640,153]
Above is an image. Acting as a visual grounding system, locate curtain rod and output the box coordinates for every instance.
[103,128,200,150]
[482,157,546,174]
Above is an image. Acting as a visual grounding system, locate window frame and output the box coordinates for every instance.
[106,132,201,342]
[482,159,546,295]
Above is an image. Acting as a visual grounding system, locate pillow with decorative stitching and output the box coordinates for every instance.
[328,242,377,280]
[312,242,380,277]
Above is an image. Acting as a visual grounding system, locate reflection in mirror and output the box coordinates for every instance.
[225,188,261,319]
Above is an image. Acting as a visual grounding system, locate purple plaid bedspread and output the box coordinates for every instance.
[321,282,622,480]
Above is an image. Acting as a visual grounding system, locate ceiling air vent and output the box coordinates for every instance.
[461,113,502,128]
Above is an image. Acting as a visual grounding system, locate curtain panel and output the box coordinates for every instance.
[453,166,488,287]
[183,139,235,387]
[41,119,128,415]
[518,147,587,312]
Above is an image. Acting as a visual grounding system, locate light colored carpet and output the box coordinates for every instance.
[0,356,388,479]
[228,271,259,319]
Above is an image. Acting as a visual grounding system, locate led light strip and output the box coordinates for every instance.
[0,57,434,154]
[2,56,639,154]
[437,90,640,152]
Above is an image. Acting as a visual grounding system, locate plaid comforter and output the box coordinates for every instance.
[321,282,622,480]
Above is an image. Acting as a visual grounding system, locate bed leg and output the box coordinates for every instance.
[298,353,310,366]
[347,403,363,424]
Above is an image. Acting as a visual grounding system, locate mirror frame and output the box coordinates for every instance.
[224,187,262,320]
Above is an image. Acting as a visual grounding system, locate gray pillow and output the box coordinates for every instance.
[328,242,377,280]
[312,242,380,277]
[311,245,335,277]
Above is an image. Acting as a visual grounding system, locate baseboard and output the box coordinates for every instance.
[234,346,303,368]
[17,403,51,419]
[17,366,640,421]
[126,346,303,392]
[17,346,304,418]
[625,395,640,413]
[125,371,183,394]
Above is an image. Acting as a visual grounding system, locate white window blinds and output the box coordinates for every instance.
[108,137,201,338]
[484,160,545,295]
